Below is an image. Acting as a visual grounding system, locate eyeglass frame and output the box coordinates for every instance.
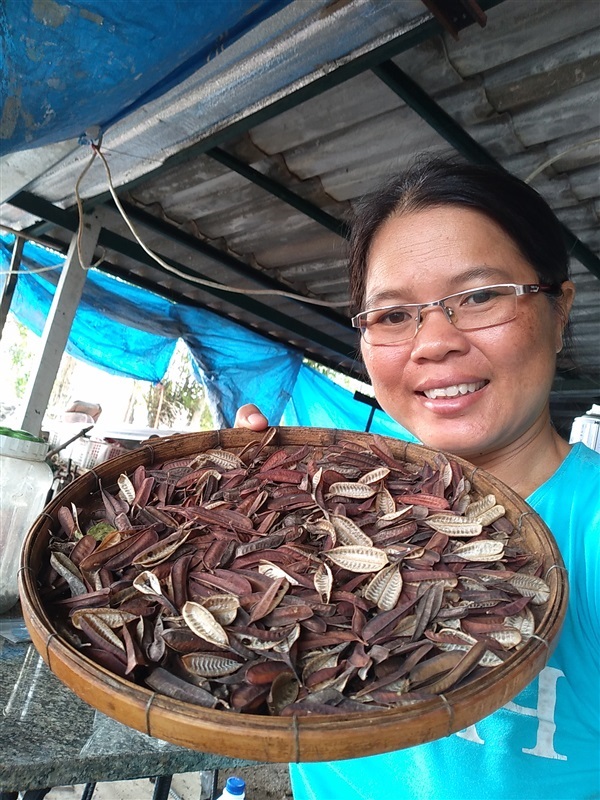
[351,283,557,344]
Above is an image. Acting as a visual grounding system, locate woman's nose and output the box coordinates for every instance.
[409,305,469,362]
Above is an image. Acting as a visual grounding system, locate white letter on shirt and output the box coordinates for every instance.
[504,666,567,760]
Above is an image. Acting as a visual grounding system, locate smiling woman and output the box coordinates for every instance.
[235,159,600,800]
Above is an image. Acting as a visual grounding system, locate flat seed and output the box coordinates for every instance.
[505,608,535,640]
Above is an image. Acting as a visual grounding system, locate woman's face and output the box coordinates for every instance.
[361,206,573,461]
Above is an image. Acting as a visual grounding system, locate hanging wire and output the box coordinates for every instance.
[524,137,600,184]
[82,142,348,308]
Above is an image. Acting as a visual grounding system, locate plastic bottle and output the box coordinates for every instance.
[216,776,246,800]
[0,427,53,613]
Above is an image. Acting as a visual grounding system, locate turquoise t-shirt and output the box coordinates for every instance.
[290,443,600,800]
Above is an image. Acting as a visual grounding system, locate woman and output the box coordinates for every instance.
[235,159,600,799]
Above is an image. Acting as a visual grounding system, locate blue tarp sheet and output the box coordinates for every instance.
[282,363,417,440]
[0,235,301,425]
[0,0,292,155]
[1,234,414,440]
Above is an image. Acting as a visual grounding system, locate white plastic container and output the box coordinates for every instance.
[569,405,600,453]
[216,776,246,799]
[0,427,53,613]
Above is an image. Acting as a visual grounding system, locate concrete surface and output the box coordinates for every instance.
[44,765,292,800]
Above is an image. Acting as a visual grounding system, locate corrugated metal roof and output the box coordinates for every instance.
[1,0,599,433]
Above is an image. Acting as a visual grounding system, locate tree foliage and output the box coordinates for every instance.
[144,342,213,429]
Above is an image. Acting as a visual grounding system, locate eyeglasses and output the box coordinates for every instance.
[352,283,555,346]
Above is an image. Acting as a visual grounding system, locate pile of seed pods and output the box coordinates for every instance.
[40,429,550,716]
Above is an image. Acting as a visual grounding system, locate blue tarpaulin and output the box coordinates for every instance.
[0,235,301,425]
[1,234,414,439]
[282,363,417,440]
[1,0,292,155]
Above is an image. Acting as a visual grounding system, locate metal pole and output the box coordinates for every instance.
[0,236,24,342]
[19,212,101,436]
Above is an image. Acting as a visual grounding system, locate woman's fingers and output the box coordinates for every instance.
[234,404,269,430]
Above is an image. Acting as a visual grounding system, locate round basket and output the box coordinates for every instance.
[19,428,567,763]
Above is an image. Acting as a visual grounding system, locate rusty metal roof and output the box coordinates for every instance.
[1,0,599,432]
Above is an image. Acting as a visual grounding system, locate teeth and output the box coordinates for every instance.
[424,381,485,399]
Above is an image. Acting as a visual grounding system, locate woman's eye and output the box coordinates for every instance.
[377,309,411,325]
[462,289,498,306]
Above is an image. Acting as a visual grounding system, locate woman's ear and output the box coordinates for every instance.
[555,280,576,352]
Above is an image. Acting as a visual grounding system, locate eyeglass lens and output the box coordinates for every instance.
[360,285,520,344]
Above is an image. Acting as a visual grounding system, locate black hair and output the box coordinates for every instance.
[348,157,570,314]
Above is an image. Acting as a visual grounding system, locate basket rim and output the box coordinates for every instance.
[19,426,568,762]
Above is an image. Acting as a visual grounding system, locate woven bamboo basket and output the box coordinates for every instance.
[19,428,567,763]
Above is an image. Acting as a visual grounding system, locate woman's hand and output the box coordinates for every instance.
[234,404,269,430]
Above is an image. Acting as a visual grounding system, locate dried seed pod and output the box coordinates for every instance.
[475,505,506,527]
[508,573,550,605]
[146,667,218,708]
[363,564,403,611]
[325,546,389,573]
[71,608,137,630]
[376,487,396,516]
[301,649,342,683]
[267,670,300,715]
[327,482,377,499]
[452,540,505,561]
[376,507,414,528]
[486,628,522,649]
[258,561,300,586]
[195,449,245,470]
[50,552,87,596]
[425,519,483,537]
[313,561,334,604]
[330,515,373,547]
[246,661,294,686]
[505,608,535,640]
[182,601,229,649]
[117,474,136,505]
[248,577,289,624]
[77,612,126,653]
[133,570,162,596]
[465,494,497,520]
[358,467,390,485]
[199,594,240,626]
[133,528,190,567]
[432,629,503,667]
[181,653,242,678]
